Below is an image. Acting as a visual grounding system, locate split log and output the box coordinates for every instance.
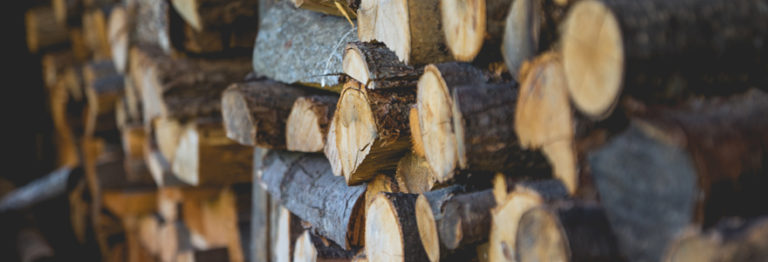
[364,174,397,215]
[516,201,623,262]
[342,41,422,90]
[357,0,451,65]
[152,117,183,163]
[440,0,512,61]
[503,0,572,78]
[416,63,486,181]
[180,188,246,262]
[515,53,578,193]
[25,6,69,53]
[169,0,259,31]
[251,158,271,262]
[286,95,338,152]
[394,152,436,194]
[252,1,357,90]
[138,214,161,256]
[222,80,323,148]
[261,152,367,249]
[335,80,414,185]
[561,0,768,119]
[290,0,358,18]
[589,89,768,262]
[294,230,357,262]
[664,217,768,262]
[273,207,304,262]
[488,179,569,262]
[324,119,343,176]
[107,5,129,73]
[171,121,253,186]
[366,193,435,262]
[408,106,424,157]
[82,6,116,59]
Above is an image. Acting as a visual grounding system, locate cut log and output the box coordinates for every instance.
[416,63,486,182]
[453,82,538,172]
[589,89,768,262]
[561,0,768,119]
[171,121,253,186]
[25,6,69,53]
[394,152,436,194]
[515,53,578,193]
[366,193,434,262]
[364,174,397,215]
[489,179,569,262]
[441,0,512,61]
[438,189,496,250]
[252,1,357,90]
[516,201,623,262]
[294,230,357,262]
[342,41,422,90]
[414,185,467,261]
[261,152,367,249]
[107,5,129,73]
[286,95,338,152]
[408,106,424,157]
[273,207,304,262]
[324,119,343,176]
[222,80,323,148]
[290,0,358,18]
[664,217,768,262]
[182,189,246,262]
[170,0,259,31]
[335,80,414,185]
[152,117,183,163]
[503,0,572,79]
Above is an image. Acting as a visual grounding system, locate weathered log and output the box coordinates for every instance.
[416,63,486,181]
[342,41,422,90]
[503,0,572,79]
[515,53,578,193]
[25,6,69,53]
[222,80,323,148]
[294,230,357,262]
[286,95,338,152]
[441,0,512,61]
[261,151,367,249]
[357,0,451,65]
[489,179,569,262]
[394,152,436,194]
[516,201,623,262]
[366,193,434,262]
[171,121,253,186]
[589,89,768,262]
[290,0,358,18]
[664,217,768,262]
[170,0,259,31]
[561,0,768,119]
[335,80,414,185]
[252,1,357,90]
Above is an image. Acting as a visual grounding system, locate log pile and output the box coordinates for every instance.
[14,0,768,261]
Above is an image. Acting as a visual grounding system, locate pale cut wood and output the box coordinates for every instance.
[364,174,397,215]
[294,230,357,262]
[416,63,485,182]
[26,6,69,53]
[171,121,253,186]
[342,41,422,90]
[170,0,259,31]
[82,6,115,59]
[286,95,338,152]
[408,106,425,157]
[335,80,414,185]
[222,80,321,148]
[274,207,303,262]
[252,1,358,90]
[324,119,343,176]
[153,117,183,162]
[394,152,436,194]
[108,5,129,73]
[561,0,768,119]
[357,0,451,64]
[489,180,569,262]
[516,53,577,193]
[366,193,434,262]
[261,152,367,249]
[516,201,623,262]
[664,217,768,262]
[182,189,246,262]
[441,0,512,61]
[438,189,497,250]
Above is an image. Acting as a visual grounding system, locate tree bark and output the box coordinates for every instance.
[222,80,323,148]
[252,1,357,90]
[335,80,414,185]
[342,41,422,90]
[561,0,768,119]
[286,95,338,152]
[589,89,768,262]
[107,5,129,73]
[438,189,497,250]
[260,151,367,250]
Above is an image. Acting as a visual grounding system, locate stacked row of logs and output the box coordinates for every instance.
[13,0,768,261]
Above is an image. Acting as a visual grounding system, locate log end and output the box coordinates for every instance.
[324,119,344,176]
[503,0,539,79]
[108,6,128,73]
[221,86,256,146]
[409,106,426,157]
[171,124,200,186]
[416,195,440,262]
[343,43,372,88]
[561,0,624,119]
[366,194,405,262]
[336,86,378,185]
[171,0,203,31]
[441,0,485,61]
[515,206,570,262]
[489,192,545,262]
[417,65,457,182]
[287,97,327,152]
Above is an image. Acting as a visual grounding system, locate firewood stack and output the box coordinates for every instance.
[13,0,768,261]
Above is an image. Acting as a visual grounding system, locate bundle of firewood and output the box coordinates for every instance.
[11,0,768,261]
